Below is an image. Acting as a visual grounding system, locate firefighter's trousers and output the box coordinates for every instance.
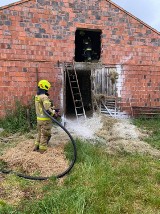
[35,120,52,151]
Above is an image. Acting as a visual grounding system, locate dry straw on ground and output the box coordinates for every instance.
[0,126,69,177]
[96,117,160,158]
[0,141,68,177]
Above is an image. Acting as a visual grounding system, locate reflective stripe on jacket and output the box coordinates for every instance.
[35,94,54,121]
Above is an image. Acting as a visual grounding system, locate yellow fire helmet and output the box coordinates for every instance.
[38,80,51,91]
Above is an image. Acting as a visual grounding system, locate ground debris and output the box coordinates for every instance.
[0,141,68,177]
[0,133,20,143]
[0,127,69,177]
[96,118,160,158]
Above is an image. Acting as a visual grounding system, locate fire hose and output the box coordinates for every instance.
[0,109,77,180]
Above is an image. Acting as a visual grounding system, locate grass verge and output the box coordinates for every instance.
[133,118,160,149]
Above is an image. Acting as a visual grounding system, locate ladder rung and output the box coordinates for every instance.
[65,62,86,120]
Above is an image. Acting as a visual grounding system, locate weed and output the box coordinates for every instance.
[0,160,8,170]
[0,99,36,134]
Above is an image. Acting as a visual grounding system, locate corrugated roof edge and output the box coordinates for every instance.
[0,0,159,35]
[107,0,160,35]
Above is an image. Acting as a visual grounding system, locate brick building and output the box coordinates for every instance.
[0,0,160,118]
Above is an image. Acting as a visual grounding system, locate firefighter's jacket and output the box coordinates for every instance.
[83,37,92,52]
[35,94,55,121]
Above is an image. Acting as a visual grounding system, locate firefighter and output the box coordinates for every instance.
[34,79,57,153]
[79,31,93,62]
[83,36,92,62]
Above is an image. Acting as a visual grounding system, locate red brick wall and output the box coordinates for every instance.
[0,0,160,117]
[0,60,62,117]
[118,65,160,113]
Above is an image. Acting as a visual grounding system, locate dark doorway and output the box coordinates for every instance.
[75,29,102,62]
[65,70,92,117]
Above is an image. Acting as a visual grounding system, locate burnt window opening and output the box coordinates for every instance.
[66,70,92,117]
[75,29,102,62]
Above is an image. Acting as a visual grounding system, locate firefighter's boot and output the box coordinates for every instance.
[39,150,46,154]
[33,141,39,151]
[33,145,39,151]
[38,145,47,154]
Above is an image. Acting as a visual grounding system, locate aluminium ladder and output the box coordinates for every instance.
[65,62,86,120]
[101,97,118,118]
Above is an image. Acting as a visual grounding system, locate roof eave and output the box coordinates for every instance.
[0,0,34,10]
[106,0,160,35]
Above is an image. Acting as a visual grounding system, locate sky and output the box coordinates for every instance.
[0,0,160,32]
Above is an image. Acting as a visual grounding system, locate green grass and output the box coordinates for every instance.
[0,100,36,134]
[0,139,160,214]
[133,118,160,149]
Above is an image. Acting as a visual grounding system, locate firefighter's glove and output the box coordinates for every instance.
[51,109,55,117]
[46,109,55,117]
[54,109,61,118]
